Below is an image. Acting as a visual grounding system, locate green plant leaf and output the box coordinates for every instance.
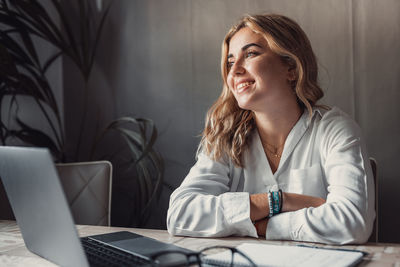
[1,0,162,227]
[88,2,112,77]
[0,30,60,114]
[12,0,63,47]
[13,118,60,158]
[49,0,82,68]
[0,42,18,76]
[15,73,46,101]
[18,23,39,66]
[43,50,62,74]
[18,0,63,41]
[140,151,164,217]
[93,116,164,226]
[0,2,51,41]
[106,117,158,163]
[78,0,89,74]
[115,129,148,210]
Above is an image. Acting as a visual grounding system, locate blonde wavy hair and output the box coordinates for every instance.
[199,14,324,167]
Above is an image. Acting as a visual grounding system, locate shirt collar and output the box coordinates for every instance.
[246,107,321,177]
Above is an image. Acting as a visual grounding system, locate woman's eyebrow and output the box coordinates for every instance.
[227,43,263,59]
[242,43,262,50]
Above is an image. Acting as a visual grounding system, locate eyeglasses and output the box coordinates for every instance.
[149,245,257,267]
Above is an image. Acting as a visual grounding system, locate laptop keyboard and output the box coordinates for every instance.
[81,237,151,266]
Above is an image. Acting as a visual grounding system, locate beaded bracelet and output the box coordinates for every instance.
[272,191,280,214]
[268,189,283,218]
[268,192,274,218]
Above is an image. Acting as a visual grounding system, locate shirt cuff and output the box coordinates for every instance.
[266,209,305,240]
[221,192,258,237]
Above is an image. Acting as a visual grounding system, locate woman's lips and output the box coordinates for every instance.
[236,81,254,93]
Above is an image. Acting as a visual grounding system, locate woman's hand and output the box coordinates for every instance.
[249,193,269,221]
[250,192,326,222]
[254,218,268,237]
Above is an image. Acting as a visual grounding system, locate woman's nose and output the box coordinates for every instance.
[230,60,245,75]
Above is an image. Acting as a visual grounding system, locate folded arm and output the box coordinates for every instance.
[252,192,326,236]
[167,153,257,238]
[260,114,375,244]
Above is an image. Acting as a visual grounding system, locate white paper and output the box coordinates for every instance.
[203,243,364,267]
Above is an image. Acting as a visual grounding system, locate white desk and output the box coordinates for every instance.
[0,220,398,266]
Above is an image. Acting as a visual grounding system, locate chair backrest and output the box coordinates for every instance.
[368,158,378,242]
[0,160,113,226]
[56,161,113,226]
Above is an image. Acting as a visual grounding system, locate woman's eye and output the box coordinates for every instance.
[227,61,234,69]
[246,51,258,58]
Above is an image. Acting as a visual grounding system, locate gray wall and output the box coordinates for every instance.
[64,0,400,242]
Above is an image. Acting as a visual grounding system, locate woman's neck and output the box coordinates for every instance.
[255,104,303,147]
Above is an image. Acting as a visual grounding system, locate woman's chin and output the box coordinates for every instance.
[237,101,253,110]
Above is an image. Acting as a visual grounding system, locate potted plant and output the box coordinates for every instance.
[0,0,163,227]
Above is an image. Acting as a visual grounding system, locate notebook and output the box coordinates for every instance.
[0,146,193,267]
[204,242,365,267]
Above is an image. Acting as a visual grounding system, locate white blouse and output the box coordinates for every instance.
[167,107,375,244]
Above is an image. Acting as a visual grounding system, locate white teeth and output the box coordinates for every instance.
[237,81,253,90]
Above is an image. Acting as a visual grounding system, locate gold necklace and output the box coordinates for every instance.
[261,141,284,158]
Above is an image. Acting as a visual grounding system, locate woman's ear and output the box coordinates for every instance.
[287,67,296,81]
[286,66,297,90]
[281,55,297,83]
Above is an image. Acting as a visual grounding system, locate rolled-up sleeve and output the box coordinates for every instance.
[167,153,257,238]
[266,110,375,244]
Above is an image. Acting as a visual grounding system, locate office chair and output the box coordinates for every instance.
[56,161,113,226]
[368,158,378,243]
[0,160,113,226]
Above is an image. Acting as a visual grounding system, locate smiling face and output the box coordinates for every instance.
[226,27,296,112]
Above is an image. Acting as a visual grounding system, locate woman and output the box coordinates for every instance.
[167,14,375,244]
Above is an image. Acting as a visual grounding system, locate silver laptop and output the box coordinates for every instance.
[0,146,193,267]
